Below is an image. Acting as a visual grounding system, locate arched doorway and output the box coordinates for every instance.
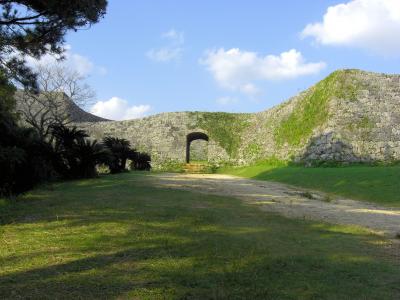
[186,132,209,163]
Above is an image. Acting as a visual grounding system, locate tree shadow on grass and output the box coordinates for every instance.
[1,225,399,299]
[1,176,400,299]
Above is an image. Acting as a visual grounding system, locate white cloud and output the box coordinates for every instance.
[216,96,238,106]
[25,45,106,76]
[162,29,185,44]
[146,29,184,62]
[97,66,108,76]
[301,0,400,55]
[239,83,260,96]
[146,47,183,63]
[90,97,151,120]
[124,104,152,120]
[201,48,325,94]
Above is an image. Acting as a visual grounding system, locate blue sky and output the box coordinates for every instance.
[59,0,400,120]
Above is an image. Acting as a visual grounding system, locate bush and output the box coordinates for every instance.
[0,75,57,196]
[0,122,57,196]
[155,160,185,173]
[51,124,112,178]
[72,139,111,178]
[0,72,150,195]
[102,137,137,173]
[130,152,151,171]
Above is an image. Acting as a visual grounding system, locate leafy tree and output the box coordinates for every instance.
[0,74,56,195]
[0,0,108,88]
[0,71,25,195]
[131,152,151,171]
[50,124,111,178]
[14,128,57,190]
[0,1,108,194]
[0,145,26,195]
[50,124,88,177]
[72,139,110,178]
[0,69,16,112]
[51,124,88,151]
[102,137,137,173]
[0,129,56,195]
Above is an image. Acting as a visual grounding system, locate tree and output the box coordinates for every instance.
[0,71,56,195]
[16,64,95,141]
[50,124,88,177]
[102,137,137,173]
[0,0,108,88]
[50,124,111,178]
[72,139,110,178]
[131,152,151,171]
[0,1,108,195]
[0,71,23,195]
[51,123,88,149]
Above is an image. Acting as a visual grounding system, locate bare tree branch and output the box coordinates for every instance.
[16,63,95,141]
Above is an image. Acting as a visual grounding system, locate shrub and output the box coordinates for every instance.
[131,152,151,171]
[72,139,111,178]
[51,124,111,179]
[0,125,57,195]
[0,76,56,195]
[102,137,137,173]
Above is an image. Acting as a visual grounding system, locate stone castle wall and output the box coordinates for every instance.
[79,112,230,168]
[236,70,400,164]
[321,72,400,162]
[77,70,400,168]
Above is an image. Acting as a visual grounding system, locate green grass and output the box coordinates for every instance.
[1,172,399,299]
[219,162,400,207]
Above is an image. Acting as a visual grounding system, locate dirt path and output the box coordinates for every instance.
[146,173,400,239]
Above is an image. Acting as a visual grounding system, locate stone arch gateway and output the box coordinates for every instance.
[77,112,233,169]
[186,132,209,163]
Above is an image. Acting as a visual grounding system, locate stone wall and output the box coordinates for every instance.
[236,70,400,164]
[79,112,231,169]
[77,69,400,168]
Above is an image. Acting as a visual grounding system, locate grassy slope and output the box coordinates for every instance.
[219,163,400,206]
[274,69,360,147]
[1,173,399,299]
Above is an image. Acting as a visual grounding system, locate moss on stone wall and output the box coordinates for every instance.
[194,112,251,157]
[336,71,360,101]
[242,142,262,161]
[346,116,374,132]
[274,70,363,147]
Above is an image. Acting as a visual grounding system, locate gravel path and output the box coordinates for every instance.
[146,173,400,239]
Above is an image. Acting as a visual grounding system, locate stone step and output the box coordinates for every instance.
[183,163,209,173]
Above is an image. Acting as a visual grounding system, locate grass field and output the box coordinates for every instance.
[1,172,399,299]
[219,162,400,207]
